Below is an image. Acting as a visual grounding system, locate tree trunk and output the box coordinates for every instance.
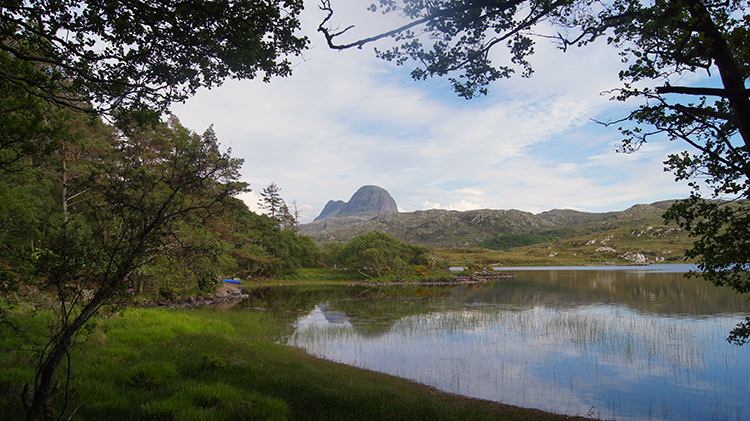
[23,274,122,421]
[685,0,750,163]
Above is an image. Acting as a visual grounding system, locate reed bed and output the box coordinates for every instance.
[288,303,750,421]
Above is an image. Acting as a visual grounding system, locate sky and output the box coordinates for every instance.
[170,1,701,224]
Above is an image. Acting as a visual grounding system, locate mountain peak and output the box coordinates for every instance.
[313,185,398,222]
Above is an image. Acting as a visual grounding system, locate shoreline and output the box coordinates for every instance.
[354,272,516,287]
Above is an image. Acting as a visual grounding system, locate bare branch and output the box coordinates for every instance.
[317,0,523,50]
[657,86,750,98]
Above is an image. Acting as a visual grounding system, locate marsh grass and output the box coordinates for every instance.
[125,361,178,390]
[141,382,291,421]
[1,306,585,421]
[289,302,749,421]
[293,305,717,372]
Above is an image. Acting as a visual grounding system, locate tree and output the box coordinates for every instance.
[590,0,750,345]
[319,0,750,344]
[2,3,308,416]
[278,200,301,231]
[0,0,308,176]
[1,0,308,117]
[319,0,560,99]
[258,182,285,220]
[335,231,430,277]
[16,118,246,421]
[202,197,319,278]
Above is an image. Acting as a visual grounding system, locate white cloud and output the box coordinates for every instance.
[171,1,698,223]
[237,191,262,214]
[422,200,483,212]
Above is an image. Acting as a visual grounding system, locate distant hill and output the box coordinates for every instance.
[313,185,398,222]
[301,200,697,266]
[300,200,680,249]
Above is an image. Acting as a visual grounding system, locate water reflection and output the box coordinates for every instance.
[247,267,750,421]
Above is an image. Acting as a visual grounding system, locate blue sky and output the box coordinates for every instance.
[170,1,701,223]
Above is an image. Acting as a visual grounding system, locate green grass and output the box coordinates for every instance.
[436,224,695,267]
[1,306,589,421]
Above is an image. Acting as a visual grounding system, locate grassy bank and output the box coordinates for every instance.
[1,306,588,421]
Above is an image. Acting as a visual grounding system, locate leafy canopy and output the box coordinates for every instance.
[1,0,308,116]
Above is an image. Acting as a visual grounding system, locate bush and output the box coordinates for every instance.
[331,232,431,277]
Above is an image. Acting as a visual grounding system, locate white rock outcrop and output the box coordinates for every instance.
[620,252,647,264]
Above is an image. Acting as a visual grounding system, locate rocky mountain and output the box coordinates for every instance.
[300,200,680,249]
[313,185,399,222]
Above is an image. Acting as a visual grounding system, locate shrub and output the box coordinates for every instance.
[333,232,431,277]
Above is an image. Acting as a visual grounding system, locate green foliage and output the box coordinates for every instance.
[727,317,750,346]
[330,232,431,277]
[103,309,237,347]
[0,58,79,171]
[0,0,308,117]
[211,198,320,278]
[478,229,573,250]
[275,268,370,283]
[259,182,285,220]
[604,3,750,340]
[664,198,750,344]
[197,272,221,294]
[0,116,252,420]
[0,2,312,418]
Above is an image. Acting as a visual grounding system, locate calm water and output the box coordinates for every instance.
[243,265,750,421]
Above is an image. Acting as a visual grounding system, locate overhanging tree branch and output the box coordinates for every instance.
[657,86,750,97]
[317,0,525,50]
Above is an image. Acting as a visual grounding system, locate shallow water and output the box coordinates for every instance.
[248,266,750,420]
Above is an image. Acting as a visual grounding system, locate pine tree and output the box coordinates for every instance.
[258,183,284,220]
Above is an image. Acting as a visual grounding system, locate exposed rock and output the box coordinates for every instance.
[144,283,248,309]
[300,199,687,252]
[621,252,647,264]
[315,200,346,221]
[313,185,398,222]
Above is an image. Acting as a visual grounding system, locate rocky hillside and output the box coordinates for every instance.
[314,185,399,222]
[300,201,680,249]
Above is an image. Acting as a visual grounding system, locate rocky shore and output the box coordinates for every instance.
[140,283,248,310]
[140,273,516,308]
